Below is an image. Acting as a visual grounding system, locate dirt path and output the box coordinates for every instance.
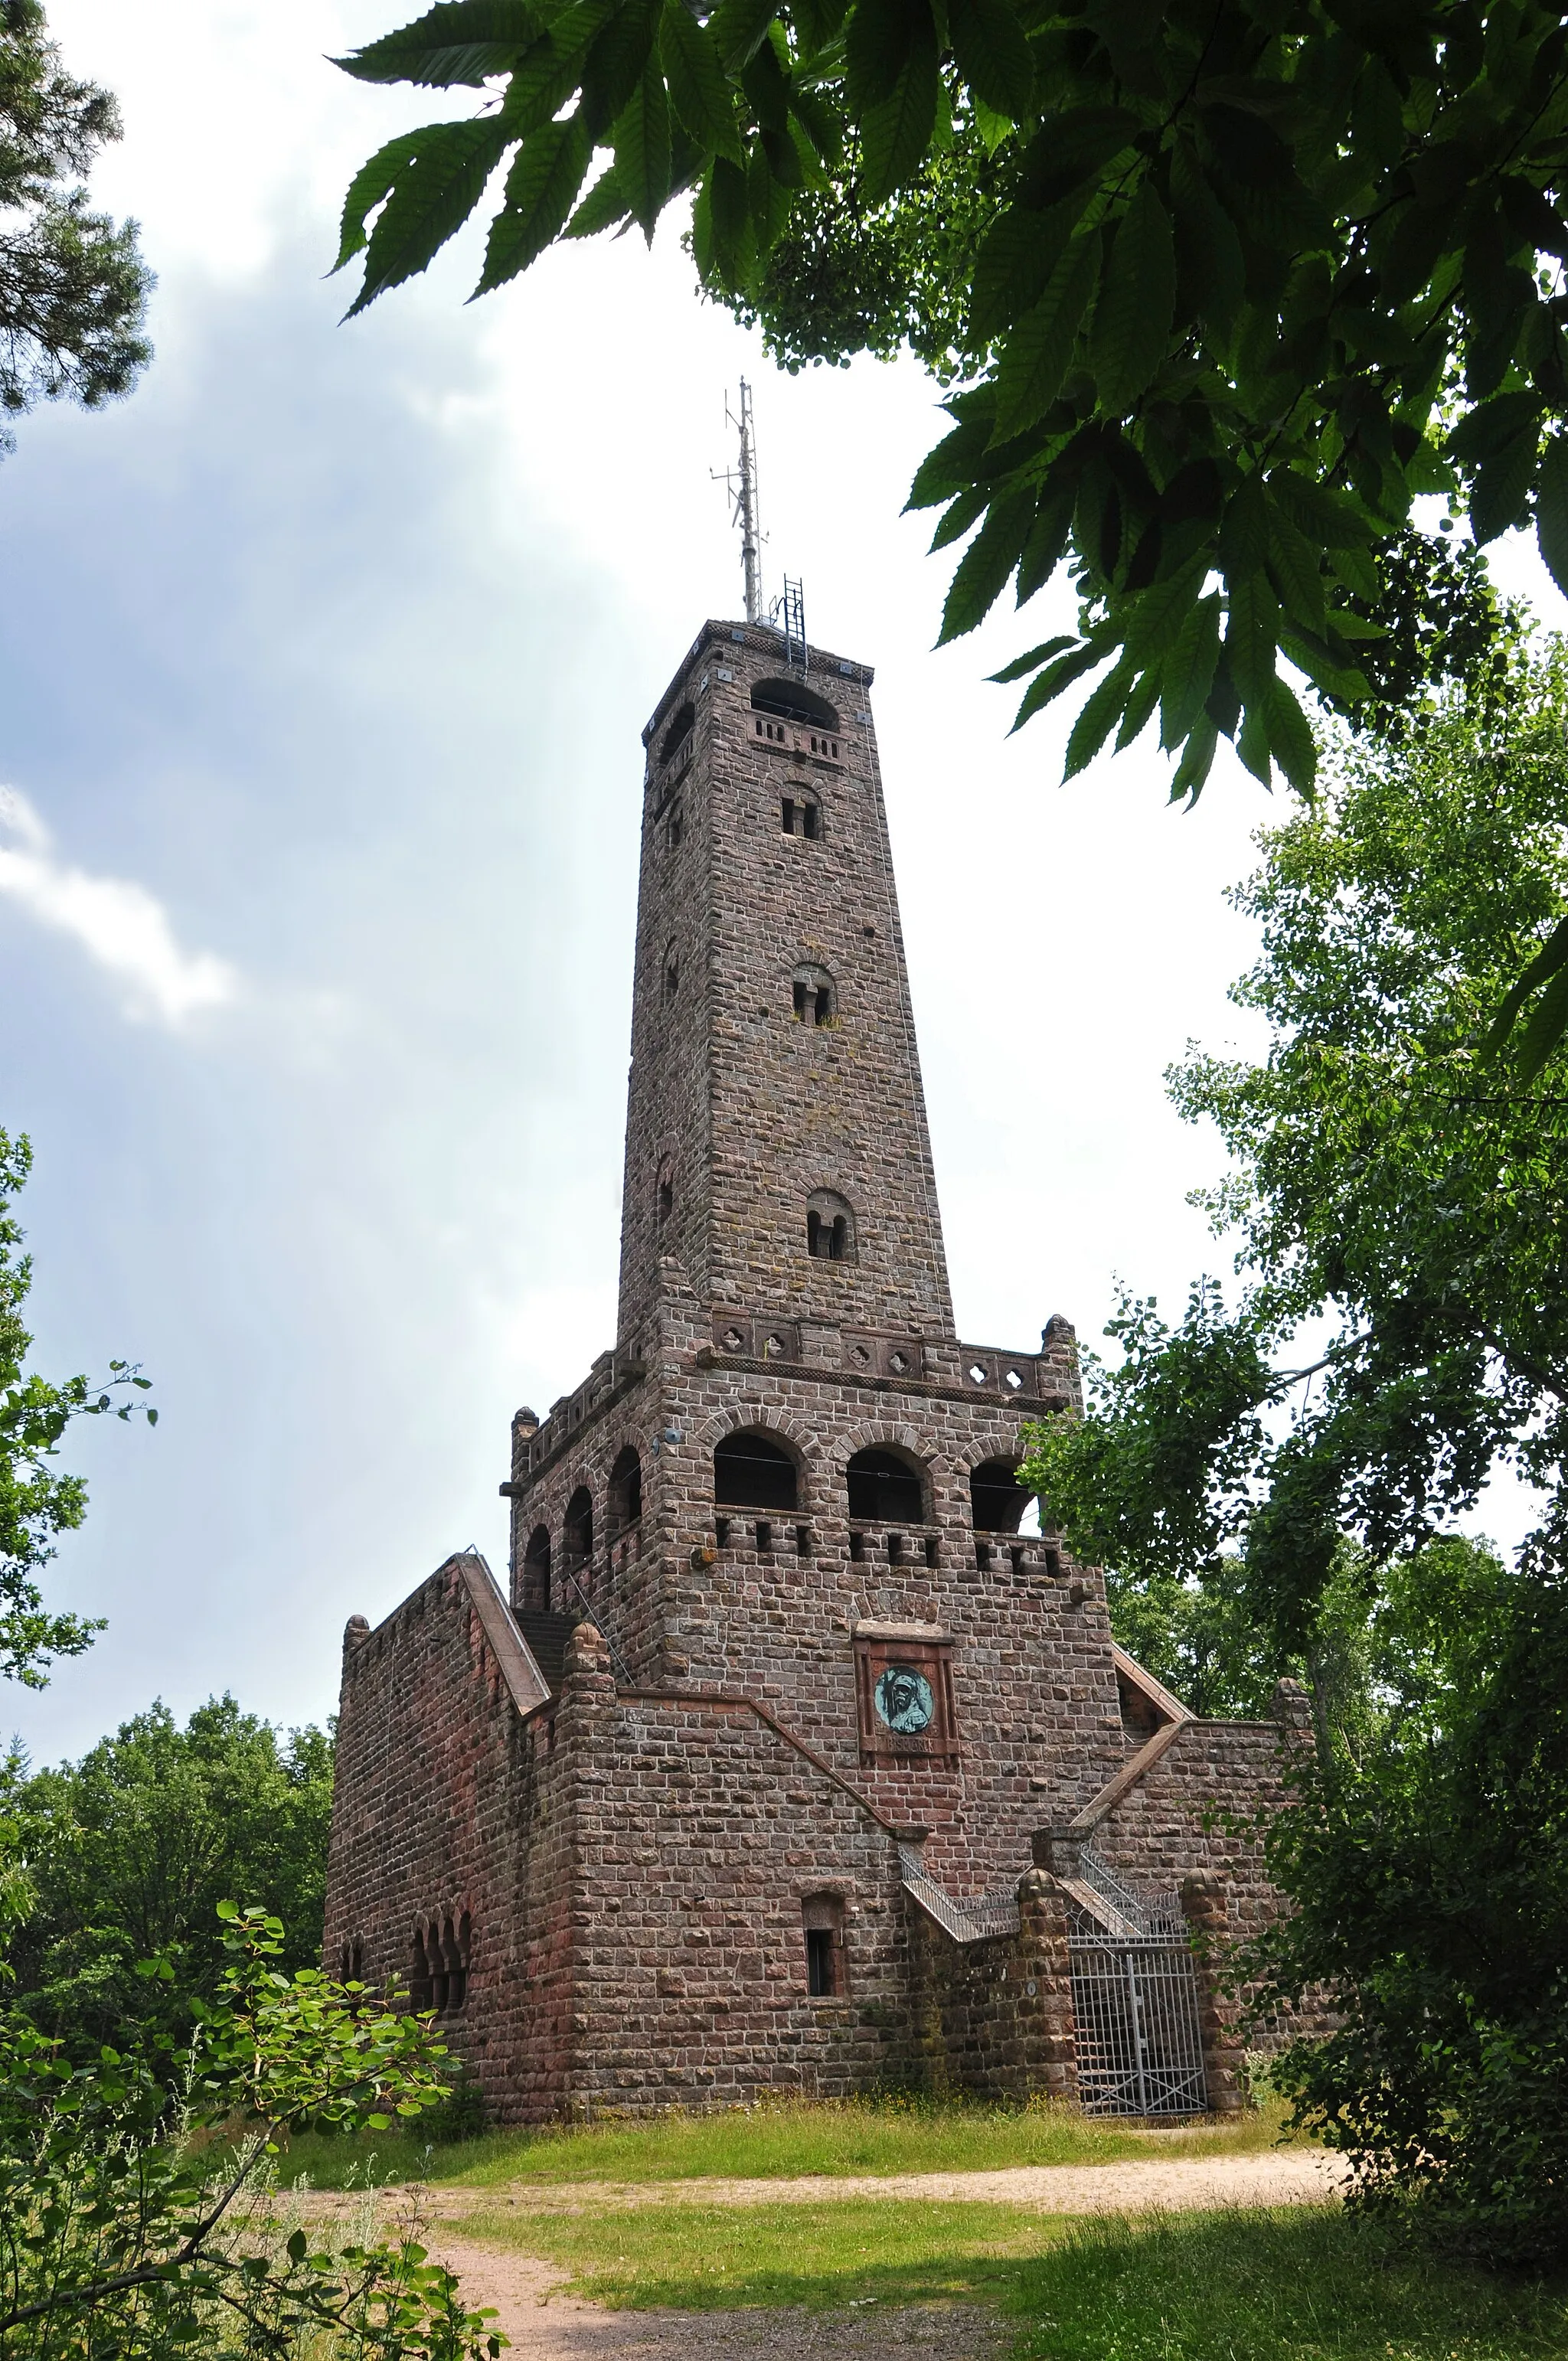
[402,2144,1348,2219]
[425,2238,1006,2359]
[302,2150,1344,2357]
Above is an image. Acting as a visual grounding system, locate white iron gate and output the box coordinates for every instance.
[1069,1932,1208,2116]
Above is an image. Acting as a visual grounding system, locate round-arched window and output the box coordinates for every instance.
[714,1432,800,1510]
[970,1458,1030,1533]
[846,1448,926,1524]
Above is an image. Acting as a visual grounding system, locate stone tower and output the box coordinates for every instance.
[324,612,1295,2125]
[501,619,1119,1886]
[617,627,952,1342]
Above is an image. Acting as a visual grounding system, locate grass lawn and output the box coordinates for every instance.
[279,2092,1297,2190]
[451,2197,1568,2357]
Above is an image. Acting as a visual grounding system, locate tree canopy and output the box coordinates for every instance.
[3,1696,334,2054]
[1021,638,1568,1657]
[0,0,150,451]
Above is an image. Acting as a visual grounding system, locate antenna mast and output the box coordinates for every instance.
[714,380,762,624]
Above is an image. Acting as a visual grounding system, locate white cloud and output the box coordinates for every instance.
[0,786,238,1027]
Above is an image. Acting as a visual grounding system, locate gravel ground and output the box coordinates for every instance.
[392,2146,1348,2219]
[423,2237,1007,2359]
[297,2150,1345,2357]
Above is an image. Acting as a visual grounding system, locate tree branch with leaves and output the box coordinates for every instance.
[0,1131,154,1687]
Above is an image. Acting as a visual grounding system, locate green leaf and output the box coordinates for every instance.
[616,59,673,236]
[1472,432,1538,546]
[344,116,514,315]
[1224,572,1279,704]
[992,230,1099,442]
[660,6,742,160]
[1264,496,1326,633]
[939,488,1034,642]
[929,482,988,551]
[1236,696,1272,786]
[1265,469,1377,552]
[1515,958,1568,1083]
[475,113,591,289]
[846,0,914,109]
[581,0,661,136]
[970,202,1076,345]
[858,5,939,201]
[1218,474,1268,586]
[566,150,635,234]
[947,0,1034,121]
[1168,713,1218,804]
[1263,674,1316,795]
[1063,656,1135,779]
[1115,659,1162,751]
[1537,437,1568,601]
[1089,180,1175,414]
[335,130,427,270]
[710,0,780,69]
[1449,390,1544,465]
[1125,558,1207,661]
[1011,638,1108,730]
[1016,482,1075,601]
[703,151,751,270]
[989,635,1075,682]
[1484,909,1568,1069]
[1158,594,1220,747]
[334,0,542,87]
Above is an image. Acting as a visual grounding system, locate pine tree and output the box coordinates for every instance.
[0,0,149,453]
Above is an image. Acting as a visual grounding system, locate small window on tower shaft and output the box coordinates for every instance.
[802,800,821,839]
[658,1159,675,1223]
[663,945,679,1003]
[782,797,795,834]
[792,965,835,1025]
[806,1194,854,1261]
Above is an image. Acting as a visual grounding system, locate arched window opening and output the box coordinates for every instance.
[428,1921,450,2012]
[792,965,835,1026]
[523,1523,552,1612]
[806,1190,856,1262]
[662,943,679,1003]
[666,798,684,851]
[657,1159,675,1223]
[846,1447,927,1525]
[442,1915,469,2012]
[410,1926,433,2012]
[659,701,694,764]
[971,1458,1031,1533]
[563,1485,593,1574]
[338,1935,364,1986]
[714,1431,799,1510]
[782,793,822,839]
[802,1893,846,1996]
[609,1444,642,1533]
[751,677,840,730]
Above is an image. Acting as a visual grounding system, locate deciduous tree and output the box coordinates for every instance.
[0,1132,153,1688]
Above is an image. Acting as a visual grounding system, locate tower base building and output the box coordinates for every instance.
[325,619,1302,2122]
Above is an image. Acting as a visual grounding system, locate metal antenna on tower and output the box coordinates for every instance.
[712,379,762,623]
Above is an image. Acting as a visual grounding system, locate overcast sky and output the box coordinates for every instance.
[2,0,1555,1765]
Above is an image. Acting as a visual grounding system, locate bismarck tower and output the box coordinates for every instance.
[324,410,1300,2123]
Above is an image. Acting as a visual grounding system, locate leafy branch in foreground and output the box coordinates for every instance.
[0,1130,154,1687]
[335,0,1568,807]
[0,1903,503,2357]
